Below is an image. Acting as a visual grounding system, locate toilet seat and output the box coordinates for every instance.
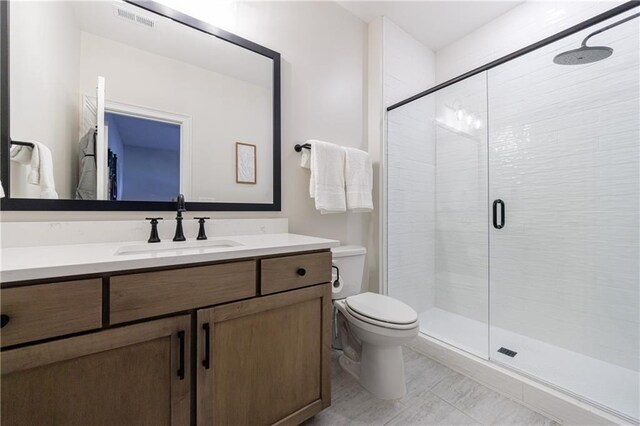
[345,305,419,330]
[335,300,419,337]
[345,292,418,330]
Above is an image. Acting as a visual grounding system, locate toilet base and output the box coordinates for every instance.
[338,353,360,381]
[340,344,408,400]
[360,343,407,400]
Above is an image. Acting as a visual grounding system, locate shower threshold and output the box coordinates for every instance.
[418,308,638,421]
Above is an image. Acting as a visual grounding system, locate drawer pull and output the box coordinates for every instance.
[177,330,185,380]
[1,314,9,328]
[202,323,211,370]
[297,268,307,276]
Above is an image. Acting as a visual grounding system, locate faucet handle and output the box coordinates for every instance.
[194,217,210,240]
[146,217,163,243]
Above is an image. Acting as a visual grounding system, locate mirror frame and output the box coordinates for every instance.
[0,0,281,211]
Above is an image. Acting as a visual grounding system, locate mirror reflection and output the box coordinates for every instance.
[9,1,274,203]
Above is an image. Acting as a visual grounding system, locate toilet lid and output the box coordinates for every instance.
[345,292,418,325]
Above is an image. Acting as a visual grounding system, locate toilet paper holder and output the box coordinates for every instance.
[332,265,340,288]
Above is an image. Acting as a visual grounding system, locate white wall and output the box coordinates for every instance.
[78,32,272,203]
[230,1,371,287]
[382,18,436,107]
[436,1,627,83]
[9,1,80,199]
[380,18,436,312]
[367,18,384,295]
[2,1,372,287]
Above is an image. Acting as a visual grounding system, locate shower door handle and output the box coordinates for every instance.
[493,199,505,229]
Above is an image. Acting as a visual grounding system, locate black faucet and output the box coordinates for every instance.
[173,194,187,242]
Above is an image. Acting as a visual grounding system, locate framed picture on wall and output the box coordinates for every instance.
[235,142,257,184]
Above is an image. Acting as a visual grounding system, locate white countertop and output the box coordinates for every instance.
[0,233,340,283]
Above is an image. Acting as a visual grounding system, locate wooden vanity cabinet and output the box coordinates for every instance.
[197,283,332,426]
[1,315,191,426]
[0,249,332,426]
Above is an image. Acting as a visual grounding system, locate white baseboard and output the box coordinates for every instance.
[407,333,637,426]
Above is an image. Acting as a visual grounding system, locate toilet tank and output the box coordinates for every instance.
[331,245,367,300]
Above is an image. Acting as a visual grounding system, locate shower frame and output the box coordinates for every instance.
[383,0,639,422]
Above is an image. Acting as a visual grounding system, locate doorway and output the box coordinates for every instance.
[105,113,181,201]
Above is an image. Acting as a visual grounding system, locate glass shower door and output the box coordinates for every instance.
[387,72,489,359]
[488,9,639,420]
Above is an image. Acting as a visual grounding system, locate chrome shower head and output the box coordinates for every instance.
[553,11,639,65]
[553,45,613,65]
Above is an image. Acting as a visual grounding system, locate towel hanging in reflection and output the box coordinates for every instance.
[10,140,58,199]
[75,129,97,200]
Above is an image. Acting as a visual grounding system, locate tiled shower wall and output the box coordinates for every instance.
[384,19,436,315]
[433,76,488,325]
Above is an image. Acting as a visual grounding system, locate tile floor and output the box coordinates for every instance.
[304,348,559,426]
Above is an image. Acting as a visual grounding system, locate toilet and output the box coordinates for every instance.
[331,246,419,400]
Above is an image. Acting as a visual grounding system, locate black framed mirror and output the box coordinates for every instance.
[0,0,281,211]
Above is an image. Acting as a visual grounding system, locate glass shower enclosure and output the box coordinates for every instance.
[386,6,639,421]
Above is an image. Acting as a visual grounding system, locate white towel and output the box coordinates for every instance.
[10,141,58,199]
[300,144,311,169]
[309,140,346,214]
[344,147,373,212]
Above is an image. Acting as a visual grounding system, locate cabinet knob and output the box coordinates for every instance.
[1,314,10,328]
[297,268,307,277]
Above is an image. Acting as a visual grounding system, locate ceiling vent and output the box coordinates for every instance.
[113,5,156,29]
[135,14,155,28]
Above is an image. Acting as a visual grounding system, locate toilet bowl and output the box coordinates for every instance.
[331,246,419,400]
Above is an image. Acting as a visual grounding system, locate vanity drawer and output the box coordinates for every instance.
[110,261,257,324]
[1,279,102,347]
[261,251,332,295]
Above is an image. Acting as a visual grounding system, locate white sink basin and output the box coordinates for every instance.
[115,240,243,256]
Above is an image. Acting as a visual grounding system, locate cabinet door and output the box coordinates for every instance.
[1,315,191,426]
[197,284,331,426]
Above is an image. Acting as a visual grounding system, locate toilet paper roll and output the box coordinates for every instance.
[332,278,343,294]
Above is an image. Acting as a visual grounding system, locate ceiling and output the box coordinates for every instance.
[71,1,272,88]
[338,1,522,51]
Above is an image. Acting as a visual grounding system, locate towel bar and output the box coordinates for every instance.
[294,143,311,152]
[10,140,34,148]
